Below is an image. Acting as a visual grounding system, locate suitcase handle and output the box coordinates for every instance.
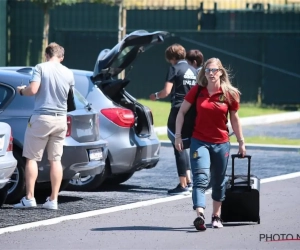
[231,154,252,190]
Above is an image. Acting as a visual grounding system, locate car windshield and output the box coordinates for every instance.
[73,88,88,109]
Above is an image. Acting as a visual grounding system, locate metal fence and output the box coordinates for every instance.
[3,0,300,104]
[0,0,7,66]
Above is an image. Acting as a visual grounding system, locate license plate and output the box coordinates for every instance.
[0,136,4,151]
[89,149,103,161]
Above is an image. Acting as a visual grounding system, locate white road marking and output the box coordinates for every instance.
[0,171,299,235]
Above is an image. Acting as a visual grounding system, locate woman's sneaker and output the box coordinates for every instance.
[193,213,206,231]
[167,184,190,195]
[13,197,37,209]
[211,215,223,228]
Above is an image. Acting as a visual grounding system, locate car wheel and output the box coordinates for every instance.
[0,185,8,207]
[35,179,71,198]
[5,150,26,204]
[66,163,108,192]
[104,172,134,186]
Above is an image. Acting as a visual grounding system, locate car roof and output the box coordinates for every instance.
[0,67,33,87]
[0,66,93,78]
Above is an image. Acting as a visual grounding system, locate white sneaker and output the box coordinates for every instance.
[42,197,58,210]
[13,197,37,209]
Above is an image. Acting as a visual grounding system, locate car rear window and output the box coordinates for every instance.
[0,84,14,109]
[73,88,89,109]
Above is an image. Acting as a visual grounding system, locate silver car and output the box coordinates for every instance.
[0,67,108,203]
[67,30,168,191]
[0,122,17,207]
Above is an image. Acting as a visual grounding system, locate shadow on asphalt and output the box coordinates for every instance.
[223,222,259,227]
[34,195,83,204]
[90,224,256,233]
[91,226,195,232]
[95,184,169,193]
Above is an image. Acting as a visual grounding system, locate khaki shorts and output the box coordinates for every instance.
[23,114,67,161]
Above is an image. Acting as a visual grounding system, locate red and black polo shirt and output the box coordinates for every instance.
[185,85,239,144]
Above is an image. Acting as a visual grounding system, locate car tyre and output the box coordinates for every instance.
[5,150,26,204]
[0,185,9,207]
[66,163,108,192]
[35,179,71,198]
[104,172,134,186]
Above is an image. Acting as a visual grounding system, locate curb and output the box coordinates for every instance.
[154,111,300,135]
[160,141,300,152]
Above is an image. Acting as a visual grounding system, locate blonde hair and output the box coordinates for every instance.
[197,58,241,104]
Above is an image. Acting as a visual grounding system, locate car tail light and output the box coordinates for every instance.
[7,132,13,152]
[101,108,135,128]
[66,116,72,137]
[149,110,154,125]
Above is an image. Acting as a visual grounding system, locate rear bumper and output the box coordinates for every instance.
[69,160,105,178]
[0,153,17,189]
[37,138,108,182]
[109,134,160,174]
[62,143,108,179]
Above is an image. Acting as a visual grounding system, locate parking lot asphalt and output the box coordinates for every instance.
[0,173,299,250]
[1,145,300,229]
[0,119,299,249]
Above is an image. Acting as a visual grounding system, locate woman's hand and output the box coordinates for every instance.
[238,141,246,157]
[175,137,183,151]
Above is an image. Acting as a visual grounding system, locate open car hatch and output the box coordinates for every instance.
[92,30,169,79]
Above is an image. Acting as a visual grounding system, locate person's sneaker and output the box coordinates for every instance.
[187,182,193,192]
[167,184,190,195]
[42,197,58,210]
[211,215,223,228]
[13,197,37,209]
[194,213,206,231]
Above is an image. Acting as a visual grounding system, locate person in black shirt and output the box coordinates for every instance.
[149,44,197,195]
[186,49,204,74]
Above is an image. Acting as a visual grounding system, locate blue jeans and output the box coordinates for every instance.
[190,137,230,210]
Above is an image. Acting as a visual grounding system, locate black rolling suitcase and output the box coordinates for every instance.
[221,154,260,224]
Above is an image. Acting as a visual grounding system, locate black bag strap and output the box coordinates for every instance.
[231,154,252,190]
[194,85,202,103]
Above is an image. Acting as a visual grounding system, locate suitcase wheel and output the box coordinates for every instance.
[257,216,260,224]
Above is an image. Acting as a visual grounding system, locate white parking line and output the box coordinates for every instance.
[0,171,300,235]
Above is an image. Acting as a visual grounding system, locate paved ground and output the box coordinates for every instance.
[242,119,300,139]
[0,118,299,249]
[0,145,300,229]
[154,112,300,135]
[0,175,299,249]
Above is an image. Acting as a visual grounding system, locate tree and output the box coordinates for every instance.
[29,0,115,61]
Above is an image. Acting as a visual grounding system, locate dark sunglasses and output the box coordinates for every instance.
[205,68,220,73]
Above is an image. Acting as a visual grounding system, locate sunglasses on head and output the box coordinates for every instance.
[205,68,220,73]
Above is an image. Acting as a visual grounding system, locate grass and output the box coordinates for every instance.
[157,134,300,146]
[138,99,286,127]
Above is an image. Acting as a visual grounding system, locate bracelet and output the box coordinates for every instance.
[154,92,159,100]
[20,89,24,96]
[237,138,245,143]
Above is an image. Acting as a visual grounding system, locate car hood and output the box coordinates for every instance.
[92,30,169,79]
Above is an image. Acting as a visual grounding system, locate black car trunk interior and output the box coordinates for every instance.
[96,79,151,136]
